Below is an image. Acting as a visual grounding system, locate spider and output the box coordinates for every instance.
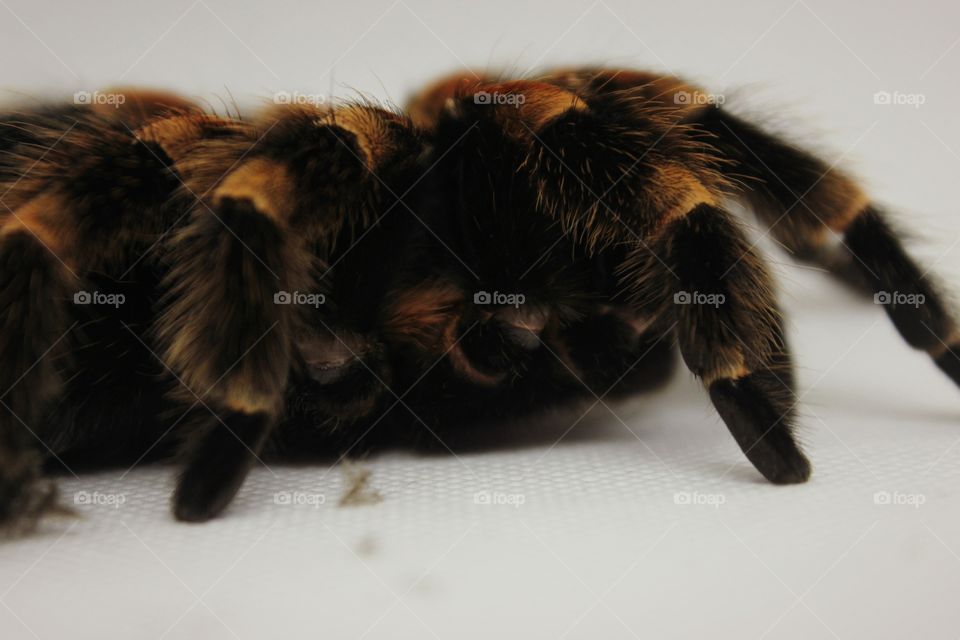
[0,68,956,534]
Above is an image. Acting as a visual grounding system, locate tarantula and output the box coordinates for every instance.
[0,68,956,533]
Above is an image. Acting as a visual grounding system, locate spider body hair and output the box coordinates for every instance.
[0,69,957,532]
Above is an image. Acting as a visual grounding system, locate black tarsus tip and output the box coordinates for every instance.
[708,375,811,485]
[173,410,272,523]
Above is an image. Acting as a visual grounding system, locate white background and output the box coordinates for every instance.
[2,1,960,638]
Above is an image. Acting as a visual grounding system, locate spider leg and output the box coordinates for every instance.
[550,310,679,398]
[160,157,314,522]
[537,245,678,397]
[161,103,420,521]
[695,106,960,387]
[0,109,198,533]
[0,214,76,533]
[638,203,809,482]
[477,76,810,482]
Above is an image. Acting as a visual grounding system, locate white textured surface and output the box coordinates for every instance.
[2,0,960,638]
[2,278,959,639]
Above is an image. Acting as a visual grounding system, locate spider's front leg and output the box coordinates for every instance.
[489,78,811,482]
[160,103,420,521]
[642,204,809,482]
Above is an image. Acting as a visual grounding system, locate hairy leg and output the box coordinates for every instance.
[694,105,960,387]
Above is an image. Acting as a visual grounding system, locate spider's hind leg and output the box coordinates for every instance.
[696,106,960,388]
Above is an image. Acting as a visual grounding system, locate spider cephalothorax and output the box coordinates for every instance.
[0,68,957,533]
